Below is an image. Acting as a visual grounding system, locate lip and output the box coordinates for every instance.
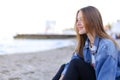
[77,27,84,31]
[77,27,83,29]
[77,24,81,26]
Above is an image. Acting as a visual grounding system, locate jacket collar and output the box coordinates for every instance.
[84,35,101,49]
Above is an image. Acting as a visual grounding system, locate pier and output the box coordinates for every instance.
[14,34,76,39]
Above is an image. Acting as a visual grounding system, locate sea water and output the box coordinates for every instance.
[0,35,76,55]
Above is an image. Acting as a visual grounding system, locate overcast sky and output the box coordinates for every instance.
[0,0,120,36]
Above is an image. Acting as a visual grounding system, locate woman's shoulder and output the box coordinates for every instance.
[99,38,117,50]
[100,38,114,46]
[99,38,118,59]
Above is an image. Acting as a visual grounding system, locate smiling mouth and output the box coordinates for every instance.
[78,27,83,29]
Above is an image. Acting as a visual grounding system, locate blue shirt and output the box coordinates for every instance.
[62,36,120,80]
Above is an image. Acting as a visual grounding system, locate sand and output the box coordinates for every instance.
[0,45,75,80]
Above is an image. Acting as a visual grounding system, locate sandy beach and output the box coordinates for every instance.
[0,39,119,80]
[0,45,75,80]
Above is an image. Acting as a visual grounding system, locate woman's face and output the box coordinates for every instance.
[76,11,86,35]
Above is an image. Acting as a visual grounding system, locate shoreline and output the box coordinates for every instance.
[0,38,76,55]
[0,45,75,80]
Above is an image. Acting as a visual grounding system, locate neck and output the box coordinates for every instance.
[87,33,95,46]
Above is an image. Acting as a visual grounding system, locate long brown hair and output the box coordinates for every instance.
[74,6,118,57]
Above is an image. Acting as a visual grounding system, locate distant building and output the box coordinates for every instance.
[111,21,120,34]
[45,20,56,34]
[111,20,120,39]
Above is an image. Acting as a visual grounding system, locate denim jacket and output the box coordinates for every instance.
[62,36,120,80]
[83,36,119,80]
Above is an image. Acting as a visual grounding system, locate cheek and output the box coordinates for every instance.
[82,28,86,32]
[78,28,86,34]
[77,27,86,31]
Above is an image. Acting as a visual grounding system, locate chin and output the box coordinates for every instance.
[79,33,85,35]
[78,32,86,35]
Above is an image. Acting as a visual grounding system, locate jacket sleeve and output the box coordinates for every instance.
[96,41,118,80]
[96,55,117,80]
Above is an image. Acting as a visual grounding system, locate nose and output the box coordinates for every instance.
[77,20,82,26]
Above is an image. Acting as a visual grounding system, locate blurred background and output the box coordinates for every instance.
[0,0,120,54]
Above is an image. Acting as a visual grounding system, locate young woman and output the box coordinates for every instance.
[52,6,120,80]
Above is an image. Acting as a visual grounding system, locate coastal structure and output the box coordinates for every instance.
[14,34,76,39]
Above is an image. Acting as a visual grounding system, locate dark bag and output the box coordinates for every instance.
[52,64,65,80]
